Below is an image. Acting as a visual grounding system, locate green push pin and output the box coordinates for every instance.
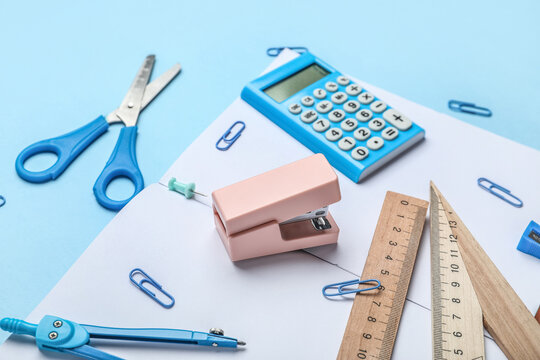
[168,178,207,199]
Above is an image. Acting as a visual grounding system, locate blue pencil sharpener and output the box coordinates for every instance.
[517,221,540,259]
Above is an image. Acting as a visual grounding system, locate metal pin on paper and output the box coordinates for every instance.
[168,177,207,199]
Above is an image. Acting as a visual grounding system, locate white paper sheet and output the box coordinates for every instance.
[0,183,436,359]
[1,49,537,359]
[159,50,540,314]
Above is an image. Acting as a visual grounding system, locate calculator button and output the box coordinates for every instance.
[368,118,386,131]
[337,76,350,86]
[301,96,315,107]
[331,92,348,104]
[358,92,375,104]
[325,81,338,92]
[288,103,302,115]
[329,109,345,122]
[345,84,362,96]
[313,88,327,99]
[341,118,358,132]
[382,126,399,140]
[325,128,343,141]
[312,118,330,132]
[343,100,360,113]
[316,100,333,114]
[338,137,356,151]
[351,146,369,161]
[353,127,371,141]
[367,136,384,150]
[382,109,412,130]
[300,110,318,123]
[355,109,373,122]
[370,100,387,113]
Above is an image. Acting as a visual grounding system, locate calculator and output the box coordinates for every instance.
[241,52,425,182]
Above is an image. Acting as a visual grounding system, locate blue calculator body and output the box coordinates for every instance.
[241,52,425,182]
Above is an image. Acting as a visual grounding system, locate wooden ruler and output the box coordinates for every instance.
[338,191,428,360]
[430,183,484,359]
[431,182,540,360]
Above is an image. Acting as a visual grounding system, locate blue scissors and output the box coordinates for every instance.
[15,55,181,211]
[1,315,246,359]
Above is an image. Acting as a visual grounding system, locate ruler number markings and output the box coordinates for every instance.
[431,184,485,360]
[338,192,428,360]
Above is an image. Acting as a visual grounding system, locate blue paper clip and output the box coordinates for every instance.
[129,268,175,309]
[266,47,309,57]
[322,279,381,297]
[0,195,5,208]
[477,177,523,208]
[216,121,245,151]
[448,100,492,117]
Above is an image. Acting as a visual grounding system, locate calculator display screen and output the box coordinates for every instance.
[263,63,330,103]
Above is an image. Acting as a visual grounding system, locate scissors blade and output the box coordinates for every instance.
[106,63,181,125]
[114,55,155,127]
[141,63,181,109]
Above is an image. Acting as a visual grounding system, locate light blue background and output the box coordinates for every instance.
[0,0,538,344]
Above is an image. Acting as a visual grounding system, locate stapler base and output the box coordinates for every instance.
[213,211,339,261]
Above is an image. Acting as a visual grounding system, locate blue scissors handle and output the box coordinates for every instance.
[15,116,110,183]
[93,126,144,211]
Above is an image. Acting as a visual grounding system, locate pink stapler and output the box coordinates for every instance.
[212,154,341,261]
